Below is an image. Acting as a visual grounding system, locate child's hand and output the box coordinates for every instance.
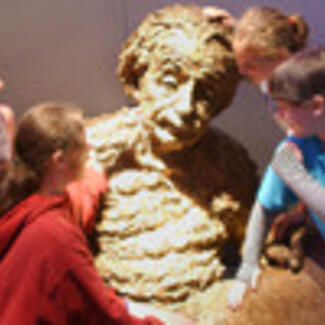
[271,207,305,241]
[271,213,294,241]
[227,266,261,310]
[126,300,196,325]
[227,280,247,310]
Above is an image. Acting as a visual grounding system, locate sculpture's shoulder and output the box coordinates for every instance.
[86,107,146,169]
[86,107,142,145]
[163,127,258,202]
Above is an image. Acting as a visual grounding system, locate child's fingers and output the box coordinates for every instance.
[277,222,289,240]
[272,214,290,240]
[227,280,248,310]
[251,267,262,290]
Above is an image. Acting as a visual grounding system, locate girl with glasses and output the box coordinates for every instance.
[228,46,325,309]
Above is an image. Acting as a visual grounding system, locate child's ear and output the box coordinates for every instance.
[276,48,291,61]
[312,94,325,116]
[51,149,65,165]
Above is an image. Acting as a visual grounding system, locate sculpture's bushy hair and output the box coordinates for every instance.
[117,4,238,112]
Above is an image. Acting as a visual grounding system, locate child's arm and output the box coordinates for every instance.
[66,165,107,235]
[126,300,196,325]
[58,226,194,325]
[271,143,325,223]
[228,201,278,309]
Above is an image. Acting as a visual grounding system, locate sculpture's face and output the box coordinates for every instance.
[118,6,239,152]
[138,33,238,152]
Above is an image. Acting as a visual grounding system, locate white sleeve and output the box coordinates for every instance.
[271,144,325,223]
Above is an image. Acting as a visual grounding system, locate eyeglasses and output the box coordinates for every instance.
[259,81,278,113]
[265,94,279,113]
[259,80,313,113]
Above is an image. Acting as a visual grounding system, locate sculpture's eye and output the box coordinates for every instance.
[206,34,232,51]
[161,74,178,89]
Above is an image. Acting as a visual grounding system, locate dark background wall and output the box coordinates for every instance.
[0,0,323,173]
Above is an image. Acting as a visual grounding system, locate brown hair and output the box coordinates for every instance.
[234,6,309,58]
[15,102,85,177]
[0,158,38,215]
[269,46,325,103]
[0,102,85,215]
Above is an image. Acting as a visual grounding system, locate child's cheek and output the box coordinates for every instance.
[287,108,316,123]
[286,109,324,135]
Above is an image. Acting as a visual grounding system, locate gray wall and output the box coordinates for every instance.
[0,0,323,173]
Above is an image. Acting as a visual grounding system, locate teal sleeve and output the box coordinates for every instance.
[257,165,298,212]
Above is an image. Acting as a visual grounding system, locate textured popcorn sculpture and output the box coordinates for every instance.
[87,4,258,313]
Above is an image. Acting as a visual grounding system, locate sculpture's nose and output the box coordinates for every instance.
[174,80,195,117]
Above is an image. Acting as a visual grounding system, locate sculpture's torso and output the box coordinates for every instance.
[87,107,258,302]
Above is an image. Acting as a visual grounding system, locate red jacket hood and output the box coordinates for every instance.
[0,193,68,257]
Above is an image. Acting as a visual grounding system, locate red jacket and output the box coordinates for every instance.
[66,166,108,234]
[0,193,163,325]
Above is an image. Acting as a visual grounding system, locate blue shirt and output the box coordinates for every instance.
[258,135,325,240]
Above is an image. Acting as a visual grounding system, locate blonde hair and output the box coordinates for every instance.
[234,7,309,58]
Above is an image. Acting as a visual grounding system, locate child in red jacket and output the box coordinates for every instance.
[0,102,194,325]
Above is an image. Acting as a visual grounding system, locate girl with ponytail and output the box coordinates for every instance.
[233,6,309,83]
[225,6,312,310]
